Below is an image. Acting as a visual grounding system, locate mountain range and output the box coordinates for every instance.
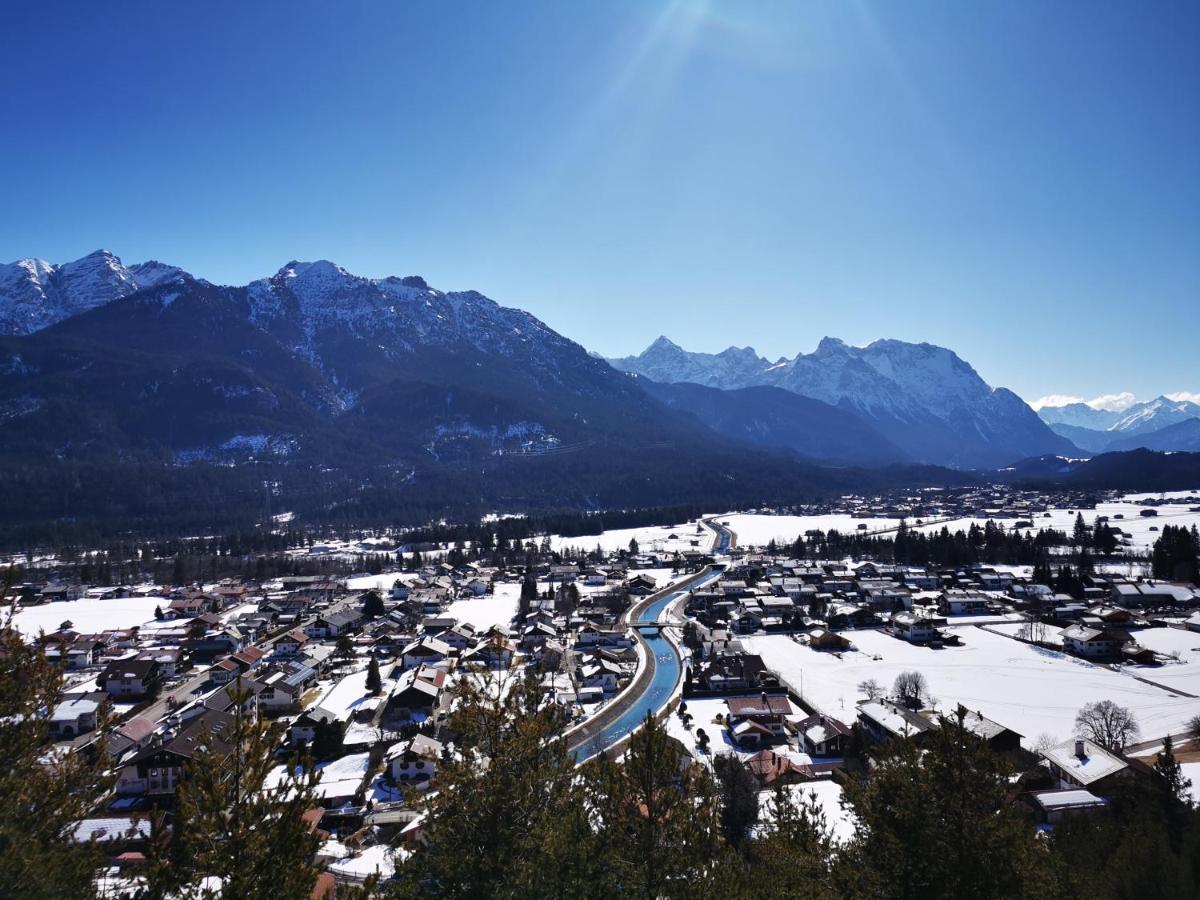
[1038,396,1200,453]
[1,249,1195,541]
[0,251,978,540]
[609,336,1074,468]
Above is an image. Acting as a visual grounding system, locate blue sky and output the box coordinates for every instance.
[1,1,1196,404]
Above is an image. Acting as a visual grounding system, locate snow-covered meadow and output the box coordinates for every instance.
[719,491,1200,553]
[719,514,905,548]
[744,627,1200,746]
[548,521,715,555]
[9,595,166,638]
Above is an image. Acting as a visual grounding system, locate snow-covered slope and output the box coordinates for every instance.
[1108,396,1200,436]
[0,250,188,335]
[1037,401,1124,431]
[609,336,1072,468]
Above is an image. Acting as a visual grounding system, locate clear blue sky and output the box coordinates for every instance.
[2,1,1196,403]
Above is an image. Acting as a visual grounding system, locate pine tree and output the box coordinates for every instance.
[366,656,383,695]
[0,623,111,900]
[142,682,328,899]
[748,785,836,898]
[841,706,1057,898]
[714,754,760,850]
[518,571,538,619]
[1154,735,1192,851]
[362,590,385,618]
[392,671,602,898]
[588,713,735,898]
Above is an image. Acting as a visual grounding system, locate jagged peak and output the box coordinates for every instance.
[814,336,850,354]
[646,335,683,354]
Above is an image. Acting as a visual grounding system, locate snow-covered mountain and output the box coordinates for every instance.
[0,250,188,335]
[1108,396,1200,436]
[609,337,1074,468]
[1033,401,1123,431]
[0,256,756,471]
[1040,395,1200,452]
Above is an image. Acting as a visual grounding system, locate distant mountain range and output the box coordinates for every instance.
[1,250,1195,540]
[609,336,1074,468]
[0,251,977,540]
[1038,396,1200,453]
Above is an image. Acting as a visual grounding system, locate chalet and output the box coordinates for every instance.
[400,637,453,671]
[694,653,777,692]
[745,748,815,787]
[806,627,852,652]
[626,574,658,596]
[795,713,852,757]
[117,709,235,796]
[97,658,161,700]
[577,657,622,693]
[166,596,207,619]
[547,565,580,584]
[729,717,777,749]
[857,698,935,744]
[209,645,265,685]
[390,580,411,601]
[890,611,945,645]
[726,694,795,743]
[273,628,311,657]
[1041,738,1140,794]
[107,717,156,761]
[188,627,246,662]
[50,693,107,740]
[256,661,316,713]
[387,734,444,787]
[306,609,364,640]
[136,647,185,679]
[203,679,263,718]
[940,590,991,616]
[956,709,1023,753]
[420,616,458,635]
[435,625,477,654]
[389,665,446,717]
[461,635,516,669]
[574,625,631,650]
[520,621,560,651]
[288,708,340,747]
[1061,624,1129,660]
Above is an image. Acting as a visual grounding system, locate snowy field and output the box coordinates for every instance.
[720,514,905,547]
[744,628,1200,746]
[548,521,714,555]
[1122,490,1200,503]
[1125,627,1200,696]
[444,582,520,632]
[8,596,166,639]
[986,621,1065,647]
[345,572,413,592]
[721,494,1200,552]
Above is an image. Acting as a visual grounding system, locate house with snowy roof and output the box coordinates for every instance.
[1040,738,1148,794]
[795,713,852,757]
[387,734,444,787]
[97,658,161,700]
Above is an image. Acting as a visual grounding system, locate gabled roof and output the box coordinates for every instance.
[726,695,794,718]
[1041,738,1127,786]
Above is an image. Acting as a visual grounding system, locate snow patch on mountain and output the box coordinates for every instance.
[0,250,189,334]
